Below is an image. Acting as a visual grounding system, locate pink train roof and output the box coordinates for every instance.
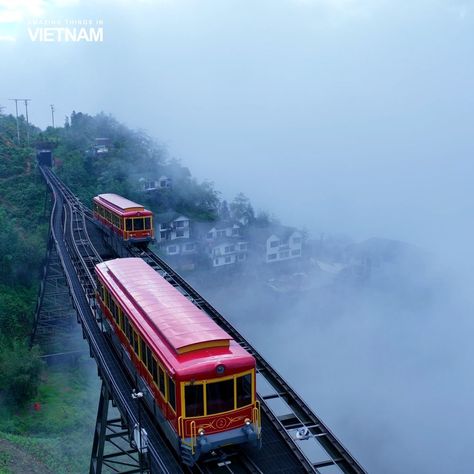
[96,258,232,355]
[94,193,150,213]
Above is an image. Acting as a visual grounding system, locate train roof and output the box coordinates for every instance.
[95,258,254,377]
[94,193,152,216]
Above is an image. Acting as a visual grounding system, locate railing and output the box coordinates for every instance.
[253,401,262,437]
[189,420,197,454]
[178,417,197,455]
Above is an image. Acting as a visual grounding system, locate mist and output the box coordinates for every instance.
[2,0,474,472]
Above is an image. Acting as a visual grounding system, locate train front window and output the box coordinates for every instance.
[236,374,252,408]
[126,219,132,231]
[145,217,151,230]
[206,379,234,415]
[185,384,204,417]
[133,218,144,231]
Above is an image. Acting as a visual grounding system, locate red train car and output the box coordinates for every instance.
[93,194,154,246]
[95,258,261,465]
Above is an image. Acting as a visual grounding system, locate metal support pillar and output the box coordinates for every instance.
[31,233,87,357]
[90,382,149,474]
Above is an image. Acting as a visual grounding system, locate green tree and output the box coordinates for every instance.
[0,339,43,407]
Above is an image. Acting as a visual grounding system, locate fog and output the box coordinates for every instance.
[2,0,474,472]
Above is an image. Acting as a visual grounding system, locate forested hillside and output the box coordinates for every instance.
[0,114,45,407]
[46,111,220,221]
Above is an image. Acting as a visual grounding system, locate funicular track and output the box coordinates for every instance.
[40,166,366,474]
[41,166,184,473]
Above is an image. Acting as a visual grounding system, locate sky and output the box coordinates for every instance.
[1,0,473,253]
[1,1,474,472]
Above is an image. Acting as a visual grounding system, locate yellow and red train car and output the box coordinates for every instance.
[93,193,154,246]
[95,258,261,465]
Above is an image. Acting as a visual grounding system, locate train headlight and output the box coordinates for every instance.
[198,428,205,436]
[245,418,251,426]
[216,364,225,375]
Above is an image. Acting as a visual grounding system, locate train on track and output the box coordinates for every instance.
[95,257,261,466]
[93,193,154,247]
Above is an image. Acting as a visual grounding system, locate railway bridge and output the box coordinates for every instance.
[33,165,367,474]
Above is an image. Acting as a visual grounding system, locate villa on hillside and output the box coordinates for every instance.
[247,226,304,264]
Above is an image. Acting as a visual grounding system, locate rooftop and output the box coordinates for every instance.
[95,193,146,213]
[96,258,231,355]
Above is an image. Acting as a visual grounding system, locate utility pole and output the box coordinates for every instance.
[8,98,31,144]
[50,104,55,128]
[23,99,31,145]
[9,98,20,143]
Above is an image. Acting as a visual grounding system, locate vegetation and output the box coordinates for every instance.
[0,114,47,409]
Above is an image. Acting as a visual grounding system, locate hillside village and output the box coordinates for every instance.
[80,133,389,290]
[138,173,305,273]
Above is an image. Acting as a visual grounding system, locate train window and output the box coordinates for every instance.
[146,346,153,373]
[124,318,132,344]
[97,282,103,300]
[185,384,204,418]
[126,219,132,231]
[236,374,252,408]
[133,218,144,231]
[144,217,151,230]
[206,379,234,415]
[110,299,117,322]
[152,358,158,385]
[140,339,146,363]
[168,376,176,411]
[119,309,124,332]
[119,219,124,230]
[133,331,139,354]
[158,366,166,397]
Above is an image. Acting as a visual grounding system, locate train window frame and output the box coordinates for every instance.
[140,338,146,364]
[133,330,139,355]
[236,373,253,408]
[168,375,176,412]
[180,370,254,418]
[119,309,125,332]
[146,345,153,374]
[184,383,204,418]
[158,365,166,398]
[152,357,158,385]
[133,218,145,231]
[206,378,234,415]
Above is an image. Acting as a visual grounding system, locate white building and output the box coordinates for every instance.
[206,222,241,240]
[156,212,191,243]
[209,240,248,267]
[163,239,197,256]
[265,230,303,263]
